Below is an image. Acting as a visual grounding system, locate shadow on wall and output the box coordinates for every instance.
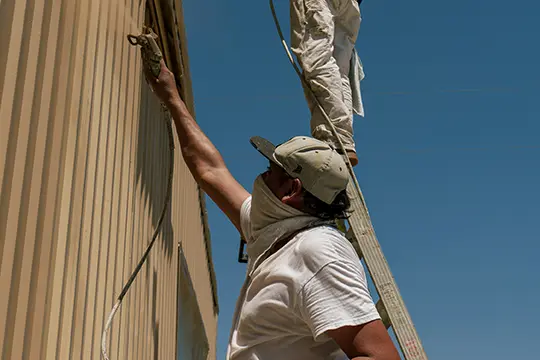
[135,80,175,261]
[178,249,210,360]
[152,270,159,360]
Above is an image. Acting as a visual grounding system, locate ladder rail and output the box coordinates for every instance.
[346,180,428,360]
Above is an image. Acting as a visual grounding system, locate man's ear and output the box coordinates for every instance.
[282,178,304,208]
[288,178,303,197]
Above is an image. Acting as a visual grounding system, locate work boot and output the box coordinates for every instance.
[347,150,358,167]
[335,148,358,167]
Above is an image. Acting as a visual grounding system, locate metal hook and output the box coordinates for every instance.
[127,34,139,46]
[127,29,163,79]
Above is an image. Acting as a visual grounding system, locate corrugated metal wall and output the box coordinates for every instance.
[0,0,218,359]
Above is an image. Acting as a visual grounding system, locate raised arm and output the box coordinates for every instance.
[146,61,250,233]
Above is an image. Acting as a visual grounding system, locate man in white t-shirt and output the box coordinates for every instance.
[147,61,400,360]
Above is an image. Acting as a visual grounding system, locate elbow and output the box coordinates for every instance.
[191,164,229,193]
[197,166,225,185]
[182,144,224,178]
[371,349,402,360]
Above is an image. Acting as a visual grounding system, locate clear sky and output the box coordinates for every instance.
[181,0,540,359]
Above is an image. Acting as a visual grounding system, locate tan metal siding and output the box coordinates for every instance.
[0,0,218,359]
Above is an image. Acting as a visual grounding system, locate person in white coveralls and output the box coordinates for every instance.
[290,0,366,166]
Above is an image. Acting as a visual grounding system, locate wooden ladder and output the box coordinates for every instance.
[342,174,428,360]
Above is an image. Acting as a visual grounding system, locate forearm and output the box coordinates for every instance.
[144,61,249,230]
[166,94,226,180]
[163,93,249,231]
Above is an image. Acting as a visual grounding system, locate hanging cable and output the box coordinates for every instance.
[101,28,175,360]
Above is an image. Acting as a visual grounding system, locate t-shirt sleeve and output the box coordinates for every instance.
[298,259,381,340]
[239,196,253,242]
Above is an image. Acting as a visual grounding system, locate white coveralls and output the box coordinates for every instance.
[290,0,364,154]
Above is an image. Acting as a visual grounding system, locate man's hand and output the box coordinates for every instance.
[144,60,181,105]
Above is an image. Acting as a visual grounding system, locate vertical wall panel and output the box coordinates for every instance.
[0,0,219,359]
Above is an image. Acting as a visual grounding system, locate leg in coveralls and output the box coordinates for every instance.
[290,0,364,165]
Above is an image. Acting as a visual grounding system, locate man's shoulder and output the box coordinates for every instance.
[296,225,350,250]
[292,225,358,269]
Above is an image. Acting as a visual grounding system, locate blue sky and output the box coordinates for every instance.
[181,0,540,359]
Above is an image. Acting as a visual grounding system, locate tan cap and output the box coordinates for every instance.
[250,136,349,204]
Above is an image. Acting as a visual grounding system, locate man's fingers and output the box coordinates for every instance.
[159,59,167,73]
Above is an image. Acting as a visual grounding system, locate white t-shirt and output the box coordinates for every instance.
[227,197,381,360]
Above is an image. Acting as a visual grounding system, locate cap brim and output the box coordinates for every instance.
[250,136,282,167]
